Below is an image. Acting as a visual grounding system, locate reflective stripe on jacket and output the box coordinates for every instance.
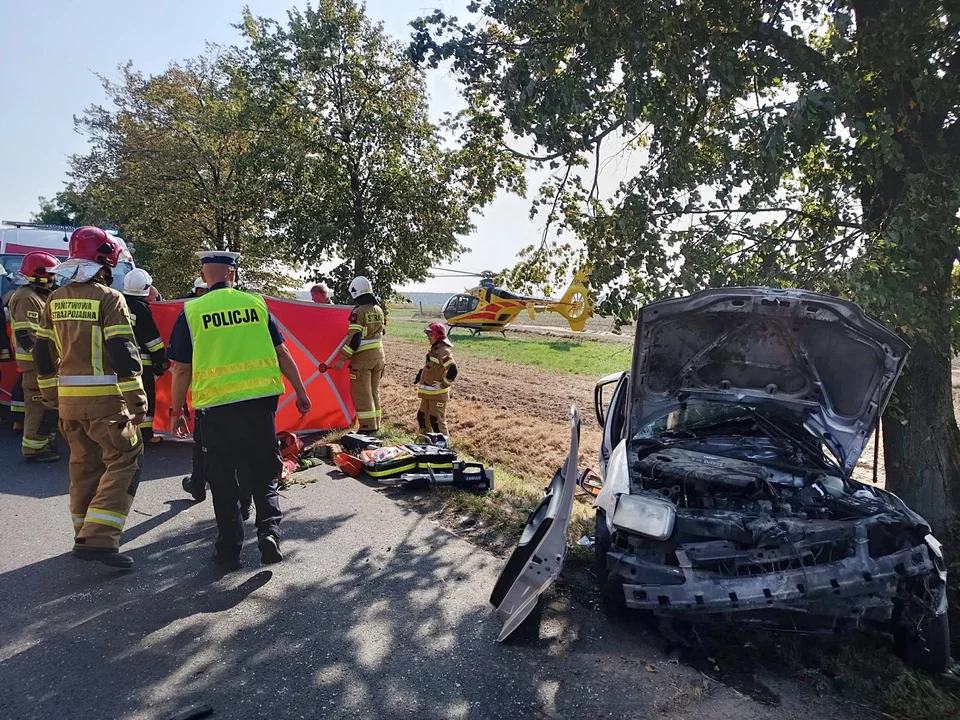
[8,285,47,372]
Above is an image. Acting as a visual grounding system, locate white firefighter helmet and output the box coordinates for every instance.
[193,277,208,290]
[349,275,373,300]
[122,268,153,297]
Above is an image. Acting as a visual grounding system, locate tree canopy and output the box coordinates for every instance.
[238,0,523,301]
[54,0,522,301]
[413,0,960,535]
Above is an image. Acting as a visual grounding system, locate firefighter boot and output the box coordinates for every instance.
[72,546,135,569]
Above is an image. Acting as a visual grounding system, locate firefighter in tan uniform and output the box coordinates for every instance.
[9,252,62,461]
[34,227,147,570]
[415,322,458,438]
[331,276,385,432]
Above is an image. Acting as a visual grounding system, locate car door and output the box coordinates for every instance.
[594,371,629,475]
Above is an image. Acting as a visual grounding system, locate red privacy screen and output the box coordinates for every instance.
[0,298,356,435]
[151,298,356,434]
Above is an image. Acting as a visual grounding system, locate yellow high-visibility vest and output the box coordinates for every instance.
[184,288,285,409]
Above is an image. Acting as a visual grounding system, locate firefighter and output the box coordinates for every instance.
[415,322,458,439]
[123,268,169,444]
[34,227,147,570]
[185,277,208,299]
[9,251,61,461]
[168,251,311,569]
[330,276,385,433]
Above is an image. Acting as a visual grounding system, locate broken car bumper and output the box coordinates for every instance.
[610,536,941,620]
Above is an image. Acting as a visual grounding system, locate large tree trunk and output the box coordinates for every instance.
[883,331,960,541]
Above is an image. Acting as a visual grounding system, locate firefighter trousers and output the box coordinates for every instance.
[62,415,144,550]
[200,400,282,560]
[140,370,157,442]
[20,370,58,458]
[417,394,449,436]
[350,351,385,432]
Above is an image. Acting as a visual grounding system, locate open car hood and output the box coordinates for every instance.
[630,287,909,474]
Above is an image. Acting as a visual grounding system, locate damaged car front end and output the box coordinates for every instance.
[592,287,950,672]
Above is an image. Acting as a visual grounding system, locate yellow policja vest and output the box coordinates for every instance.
[184,288,285,409]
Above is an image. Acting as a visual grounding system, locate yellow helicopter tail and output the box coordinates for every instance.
[556,270,594,332]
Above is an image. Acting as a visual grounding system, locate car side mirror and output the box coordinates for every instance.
[577,468,603,497]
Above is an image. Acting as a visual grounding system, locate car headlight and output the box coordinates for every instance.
[612,493,676,541]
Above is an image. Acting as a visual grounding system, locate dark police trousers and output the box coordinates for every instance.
[200,398,282,559]
[186,412,205,493]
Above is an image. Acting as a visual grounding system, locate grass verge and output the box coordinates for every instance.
[386,318,631,377]
[373,424,596,553]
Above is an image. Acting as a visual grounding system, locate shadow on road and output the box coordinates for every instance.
[0,506,570,720]
[0,436,195,500]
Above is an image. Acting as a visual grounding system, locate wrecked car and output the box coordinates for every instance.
[492,287,948,673]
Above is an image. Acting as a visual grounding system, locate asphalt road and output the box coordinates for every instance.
[0,429,837,720]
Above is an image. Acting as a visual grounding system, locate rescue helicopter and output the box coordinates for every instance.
[434,267,594,335]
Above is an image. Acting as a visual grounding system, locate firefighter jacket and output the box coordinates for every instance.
[416,340,457,398]
[124,294,168,375]
[9,284,51,373]
[33,278,147,421]
[339,296,385,362]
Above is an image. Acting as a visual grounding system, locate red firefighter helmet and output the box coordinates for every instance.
[277,431,304,462]
[19,251,60,283]
[425,322,447,343]
[68,226,124,268]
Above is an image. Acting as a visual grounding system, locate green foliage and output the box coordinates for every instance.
[414,0,960,534]
[67,50,296,298]
[31,185,105,227]
[413,1,960,340]
[238,0,525,302]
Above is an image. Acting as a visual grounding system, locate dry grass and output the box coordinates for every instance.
[379,378,598,543]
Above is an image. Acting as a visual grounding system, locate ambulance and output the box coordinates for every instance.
[0,221,136,298]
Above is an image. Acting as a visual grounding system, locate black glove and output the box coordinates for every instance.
[153,359,170,377]
[414,369,422,385]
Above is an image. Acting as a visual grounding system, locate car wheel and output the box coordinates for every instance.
[895,611,951,674]
[503,594,544,645]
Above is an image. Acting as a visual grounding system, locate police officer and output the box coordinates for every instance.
[122,268,169,444]
[331,276,385,433]
[34,227,147,570]
[9,252,61,461]
[415,322,458,439]
[168,251,311,569]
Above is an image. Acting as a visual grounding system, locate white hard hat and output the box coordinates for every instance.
[122,268,153,297]
[193,277,208,290]
[349,275,373,300]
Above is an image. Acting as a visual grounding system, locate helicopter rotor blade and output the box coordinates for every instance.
[429,266,488,277]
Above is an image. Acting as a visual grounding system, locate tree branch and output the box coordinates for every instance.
[501,119,625,161]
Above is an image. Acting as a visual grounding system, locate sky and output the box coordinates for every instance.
[0,0,563,294]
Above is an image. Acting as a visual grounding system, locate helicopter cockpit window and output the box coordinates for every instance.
[443,294,479,318]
